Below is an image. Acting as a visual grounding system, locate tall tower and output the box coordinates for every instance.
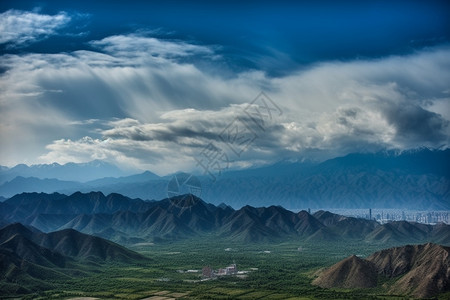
[369,208,372,220]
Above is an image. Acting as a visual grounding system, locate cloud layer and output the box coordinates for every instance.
[0,9,71,47]
[0,10,449,174]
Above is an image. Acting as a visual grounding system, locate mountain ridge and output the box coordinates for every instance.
[0,222,149,294]
[2,192,449,245]
[313,243,450,298]
[1,149,448,209]
[0,160,133,184]
[0,222,147,263]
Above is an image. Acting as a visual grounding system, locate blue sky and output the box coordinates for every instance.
[2,1,450,73]
[0,0,449,174]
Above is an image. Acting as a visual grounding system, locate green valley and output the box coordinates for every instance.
[5,238,449,300]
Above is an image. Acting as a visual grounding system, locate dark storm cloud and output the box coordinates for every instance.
[382,102,449,145]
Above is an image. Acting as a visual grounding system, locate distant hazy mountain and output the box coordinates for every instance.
[65,171,166,200]
[2,192,449,245]
[3,191,155,216]
[0,176,83,198]
[0,160,132,184]
[313,243,450,298]
[204,148,450,209]
[84,170,160,186]
[0,170,163,199]
[1,149,448,209]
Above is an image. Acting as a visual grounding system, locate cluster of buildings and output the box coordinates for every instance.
[368,209,449,224]
[324,208,449,225]
[202,263,237,278]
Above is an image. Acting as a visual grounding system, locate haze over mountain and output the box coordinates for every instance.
[0,176,84,197]
[203,149,450,209]
[0,160,132,184]
[1,192,449,245]
[313,243,450,298]
[1,149,448,209]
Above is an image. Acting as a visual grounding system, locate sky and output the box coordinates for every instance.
[0,0,449,175]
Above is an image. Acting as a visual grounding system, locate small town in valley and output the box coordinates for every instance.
[201,263,245,279]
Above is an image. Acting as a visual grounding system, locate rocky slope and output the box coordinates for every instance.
[313,243,450,298]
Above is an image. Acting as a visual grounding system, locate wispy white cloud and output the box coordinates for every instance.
[90,34,216,59]
[0,9,71,47]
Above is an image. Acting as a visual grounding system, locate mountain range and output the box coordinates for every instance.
[1,192,449,245]
[313,243,450,298]
[0,222,148,294]
[1,149,449,209]
[0,160,133,184]
[1,190,449,298]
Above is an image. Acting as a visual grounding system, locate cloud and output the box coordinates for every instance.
[90,34,215,59]
[38,90,447,175]
[0,9,71,47]
[381,102,449,146]
[0,28,449,172]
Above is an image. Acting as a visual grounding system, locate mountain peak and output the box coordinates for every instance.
[218,202,232,210]
[313,254,377,289]
[0,222,33,235]
[317,243,450,298]
[168,193,207,210]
